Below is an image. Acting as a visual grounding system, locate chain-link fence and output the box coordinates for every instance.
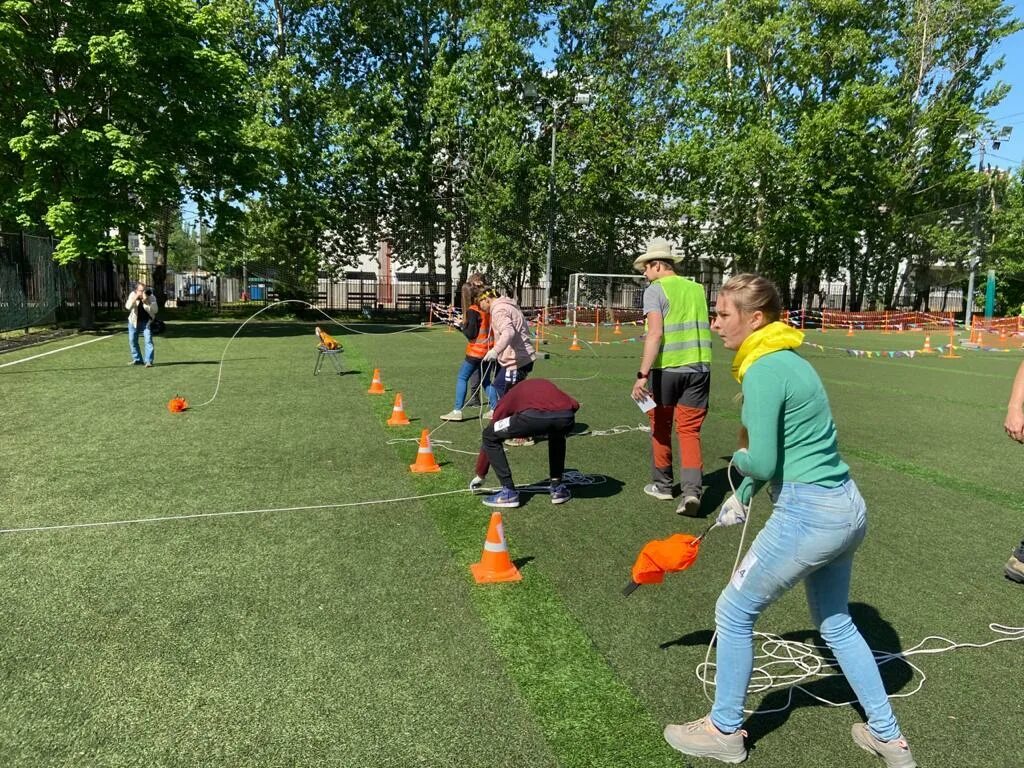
[0,233,60,333]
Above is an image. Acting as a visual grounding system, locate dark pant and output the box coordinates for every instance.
[482,410,574,489]
[492,361,534,401]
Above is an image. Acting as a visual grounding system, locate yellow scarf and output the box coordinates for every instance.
[731,321,804,382]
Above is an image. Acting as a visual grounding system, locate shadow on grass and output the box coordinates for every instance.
[0,357,266,375]
[159,321,433,340]
[512,555,536,572]
[745,602,912,745]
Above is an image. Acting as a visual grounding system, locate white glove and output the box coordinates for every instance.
[469,475,485,491]
[482,348,498,362]
[716,494,748,527]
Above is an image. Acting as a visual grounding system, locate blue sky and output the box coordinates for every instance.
[985,1,1024,170]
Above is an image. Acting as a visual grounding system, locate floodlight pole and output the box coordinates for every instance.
[525,85,591,315]
[544,102,559,315]
[966,125,1012,324]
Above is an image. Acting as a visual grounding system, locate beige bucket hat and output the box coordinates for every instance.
[632,237,681,271]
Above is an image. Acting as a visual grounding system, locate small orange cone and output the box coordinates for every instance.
[387,393,411,426]
[367,368,385,395]
[847,324,854,337]
[921,335,935,354]
[569,330,582,351]
[470,511,522,584]
[409,429,441,473]
[613,321,622,335]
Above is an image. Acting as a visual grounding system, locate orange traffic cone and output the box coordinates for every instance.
[387,393,411,426]
[470,511,522,584]
[409,429,441,473]
[613,322,622,335]
[847,324,854,337]
[367,368,385,395]
[569,330,582,351]
[921,335,935,354]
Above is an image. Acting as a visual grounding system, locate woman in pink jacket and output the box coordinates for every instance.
[478,289,537,401]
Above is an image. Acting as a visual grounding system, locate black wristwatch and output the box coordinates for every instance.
[637,370,649,379]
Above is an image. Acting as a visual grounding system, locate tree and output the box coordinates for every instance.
[3,0,257,326]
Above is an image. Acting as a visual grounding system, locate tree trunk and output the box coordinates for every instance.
[73,257,96,330]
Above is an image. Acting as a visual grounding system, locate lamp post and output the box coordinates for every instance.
[966,125,1012,323]
[523,84,591,312]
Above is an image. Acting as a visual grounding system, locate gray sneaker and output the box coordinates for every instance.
[851,724,917,768]
[1005,542,1024,583]
[439,409,464,422]
[664,717,747,764]
[677,495,701,517]
[643,483,673,501]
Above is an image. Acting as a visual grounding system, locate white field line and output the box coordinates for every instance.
[0,334,114,369]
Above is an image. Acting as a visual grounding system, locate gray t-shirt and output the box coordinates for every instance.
[642,280,710,374]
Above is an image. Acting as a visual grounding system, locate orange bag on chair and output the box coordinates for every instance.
[315,326,341,351]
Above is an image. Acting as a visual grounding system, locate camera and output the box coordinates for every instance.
[144,288,152,296]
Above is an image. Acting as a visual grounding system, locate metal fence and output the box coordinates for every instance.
[0,238,974,334]
[0,233,60,333]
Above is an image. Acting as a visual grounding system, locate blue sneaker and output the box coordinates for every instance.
[483,488,520,508]
[550,484,571,504]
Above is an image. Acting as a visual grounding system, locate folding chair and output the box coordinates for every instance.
[313,326,344,375]
[314,345,344,375]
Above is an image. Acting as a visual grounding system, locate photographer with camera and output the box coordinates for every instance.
[125,281,158,367]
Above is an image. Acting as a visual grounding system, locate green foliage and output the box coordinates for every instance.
[2,0,1021,318]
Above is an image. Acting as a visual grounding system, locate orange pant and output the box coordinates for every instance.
[648,404,707,492]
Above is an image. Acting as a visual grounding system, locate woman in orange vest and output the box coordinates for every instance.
[440,287,497,421]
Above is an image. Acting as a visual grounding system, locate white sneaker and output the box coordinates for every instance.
[677,495,701,517]
[643,483,673,501]
[440,409,464,421]
[482,409,494,420]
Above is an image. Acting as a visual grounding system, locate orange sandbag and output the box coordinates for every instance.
[630,533,701,586]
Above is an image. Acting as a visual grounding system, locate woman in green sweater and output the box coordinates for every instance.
[663,275,916,768]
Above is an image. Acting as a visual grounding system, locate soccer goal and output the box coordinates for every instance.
[566,272,647,327]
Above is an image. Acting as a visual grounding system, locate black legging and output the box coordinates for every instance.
[482,411,575,488]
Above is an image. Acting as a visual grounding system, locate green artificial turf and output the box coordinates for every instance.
[1,321,1021,767]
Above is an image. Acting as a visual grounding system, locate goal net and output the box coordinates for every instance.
[566,272,647,327]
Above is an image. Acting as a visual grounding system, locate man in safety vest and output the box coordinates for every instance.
[630,238,712,516]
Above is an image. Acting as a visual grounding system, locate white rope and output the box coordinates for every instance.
[0,488,478,535]
[189,300,431,409]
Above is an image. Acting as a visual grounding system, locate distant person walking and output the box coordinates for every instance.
[126,281,158,367]
[629,238,712,516]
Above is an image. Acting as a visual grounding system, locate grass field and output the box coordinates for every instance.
[1,319,1022,768]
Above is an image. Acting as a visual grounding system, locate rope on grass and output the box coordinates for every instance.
[0,488,479,535]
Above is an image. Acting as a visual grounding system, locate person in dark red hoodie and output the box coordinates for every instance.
[469,378,579,508]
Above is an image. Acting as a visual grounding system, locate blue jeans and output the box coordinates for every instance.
[710,479,902,742]
[128,321,154,364]
[455,358,495,410]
